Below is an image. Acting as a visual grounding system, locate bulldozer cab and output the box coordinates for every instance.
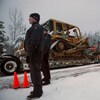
[42,19,82,46]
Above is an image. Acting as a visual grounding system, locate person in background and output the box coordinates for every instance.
[24,13,44,99]
[41,28,51,85]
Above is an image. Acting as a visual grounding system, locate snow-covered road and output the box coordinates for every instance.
[0,63,100,90]
[1,63,100,100]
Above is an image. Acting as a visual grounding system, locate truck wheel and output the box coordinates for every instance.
[1,58,20,75]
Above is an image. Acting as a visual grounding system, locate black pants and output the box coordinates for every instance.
[29,52,43,92]
[41,51,51,81]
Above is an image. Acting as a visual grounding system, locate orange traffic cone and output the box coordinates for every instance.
[12,72,20,89]
[22,71,30,88]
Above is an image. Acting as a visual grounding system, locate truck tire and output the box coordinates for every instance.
[1,58,20,75]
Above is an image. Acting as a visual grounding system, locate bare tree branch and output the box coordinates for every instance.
[8,8,25,42]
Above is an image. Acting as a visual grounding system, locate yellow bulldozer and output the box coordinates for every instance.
[42,19,89,59]
[14,19,99,69]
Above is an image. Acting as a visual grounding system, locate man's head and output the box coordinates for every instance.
[29,13,40,24]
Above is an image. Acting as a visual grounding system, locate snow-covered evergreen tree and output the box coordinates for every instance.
[12,31,25,50]
[0,21,5,55]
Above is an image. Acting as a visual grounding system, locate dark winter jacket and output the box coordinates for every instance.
[44,34,51,54]
[24,22,44,54]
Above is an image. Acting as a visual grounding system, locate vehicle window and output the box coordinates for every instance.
[69,29,76,37]
[43,20,53,32]
[56,23,62,32]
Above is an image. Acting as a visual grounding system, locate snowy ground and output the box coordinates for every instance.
[0,63,100,100]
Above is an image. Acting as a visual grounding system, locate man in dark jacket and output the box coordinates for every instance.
[24,13,44,99]
[41,28,51,85]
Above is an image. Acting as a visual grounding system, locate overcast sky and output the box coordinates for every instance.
[1,0,100,34]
